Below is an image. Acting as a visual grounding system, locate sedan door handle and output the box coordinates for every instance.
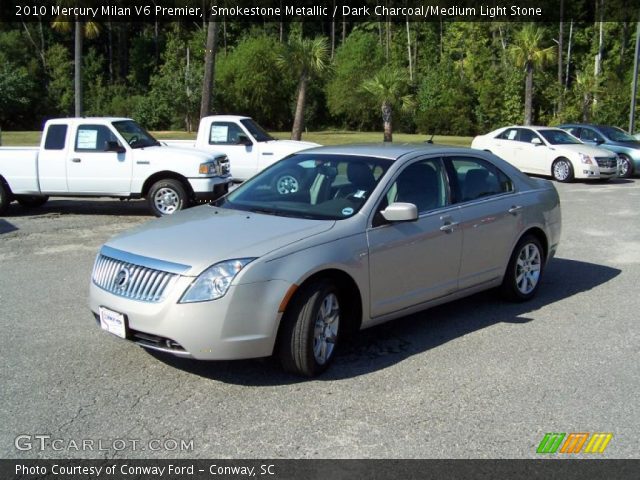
[71,158,82,163]
[508,205,523,215]
[440,221,459,233]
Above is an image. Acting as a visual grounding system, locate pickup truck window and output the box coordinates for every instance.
[239,118,274,142]
[209,122,245,145]
[75,125,120,152]
[112,120,160,149]
[44,125,68,150]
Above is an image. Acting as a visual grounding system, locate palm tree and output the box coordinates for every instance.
[362,67,414,142]
[51,19,100,116]
[278,36,329,141]
[509,24,555,125]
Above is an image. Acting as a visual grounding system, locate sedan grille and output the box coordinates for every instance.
[595,157,617,168]
[92,255,178,303]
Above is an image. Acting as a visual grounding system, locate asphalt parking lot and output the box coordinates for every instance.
[1,179,639,459]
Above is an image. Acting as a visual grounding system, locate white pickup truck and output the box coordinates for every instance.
[0,117,232,216]
[165,115,318,191]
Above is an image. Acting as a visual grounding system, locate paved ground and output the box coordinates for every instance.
[1,179,638,459]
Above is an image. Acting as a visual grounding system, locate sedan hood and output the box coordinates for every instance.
[553,144,616,157]
[104,206,335,275]
[606,140,640,150]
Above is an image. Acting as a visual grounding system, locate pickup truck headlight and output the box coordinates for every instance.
[199,162,217,175]
[579,153,594,165]
[180,258,255,303]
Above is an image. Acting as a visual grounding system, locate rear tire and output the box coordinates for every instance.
[0,181,10,216]
[16,195,49,208]
[279,280,341,377]
[552,158,574,182]
[148,179,188,217]
[618,154,633,178]
[501,234,545,302]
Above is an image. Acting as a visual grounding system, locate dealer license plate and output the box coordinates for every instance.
[99,307,127,339]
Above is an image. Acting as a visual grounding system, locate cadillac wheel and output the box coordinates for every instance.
[279,280,341,377]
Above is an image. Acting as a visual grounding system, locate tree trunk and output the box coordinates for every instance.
[382,101,393,142]
[565,20,573,90]
[406,16,413,81]
[200,16,218,118]
[331,0,335,58]
[558,0,564,113]
[291,73,308,141]
[524,63,533,125]
[74,20,83,117]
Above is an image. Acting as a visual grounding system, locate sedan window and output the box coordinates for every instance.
[579,128,604,143]
[449,157,513,203]
[384,159,447,214]
[538,129,582,145]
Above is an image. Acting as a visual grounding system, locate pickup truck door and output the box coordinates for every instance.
[66,124,131,194]
[208,121,257,181]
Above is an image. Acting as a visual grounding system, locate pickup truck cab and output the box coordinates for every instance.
[0,118,232,216]
[165,115,318,189]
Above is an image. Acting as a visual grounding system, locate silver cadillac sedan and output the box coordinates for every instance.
[90,144,561,377]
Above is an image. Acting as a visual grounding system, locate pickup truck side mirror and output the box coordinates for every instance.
[106,140,126,153]
[237,134,253,146]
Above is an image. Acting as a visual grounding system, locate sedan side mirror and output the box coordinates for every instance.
[381,202,418,222]
[106,140,126,153]
[531,137,543,146]
[237,134,253,146]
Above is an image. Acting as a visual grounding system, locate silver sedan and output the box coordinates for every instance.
[89,144,562,377]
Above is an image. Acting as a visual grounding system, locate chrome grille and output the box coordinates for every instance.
[595,157,617,168]
[92,255,177,302]
[215,155,230,175]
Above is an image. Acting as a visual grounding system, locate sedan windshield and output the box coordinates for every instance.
[216,154,391,220]
[599,126,637,143]
[112,120,160,149]
[239,118,275,142]
[538,129,582,145]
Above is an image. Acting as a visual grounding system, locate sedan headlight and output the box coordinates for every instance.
[180,258,255,303]
[579,153,593,165]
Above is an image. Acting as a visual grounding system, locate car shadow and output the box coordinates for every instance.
[3,198,150,217]
[147,257,620,385]
[0,218,18,234]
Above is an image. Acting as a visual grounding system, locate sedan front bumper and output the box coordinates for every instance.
[89,276,292,360]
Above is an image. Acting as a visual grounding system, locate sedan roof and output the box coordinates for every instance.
[301,143,479,160]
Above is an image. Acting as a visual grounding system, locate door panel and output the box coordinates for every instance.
[447,156,520,289]
[367,158,463,317]
[209,121,256,180]
[66,124,131,193]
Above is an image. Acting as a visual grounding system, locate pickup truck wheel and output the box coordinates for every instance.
[16,195,49,208]
[273,169,302,195]
[279,280,341,377]
[0,182,10,215]
[148,179,188,216]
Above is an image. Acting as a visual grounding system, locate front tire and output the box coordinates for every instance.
[148,179,188,217]
[279,280,341,377]
[16,195,49,208]
[618,154,633,178]
[501,235,545,302]
[552,158,574,182]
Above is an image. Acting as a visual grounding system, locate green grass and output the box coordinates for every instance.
[1,129,473,147]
